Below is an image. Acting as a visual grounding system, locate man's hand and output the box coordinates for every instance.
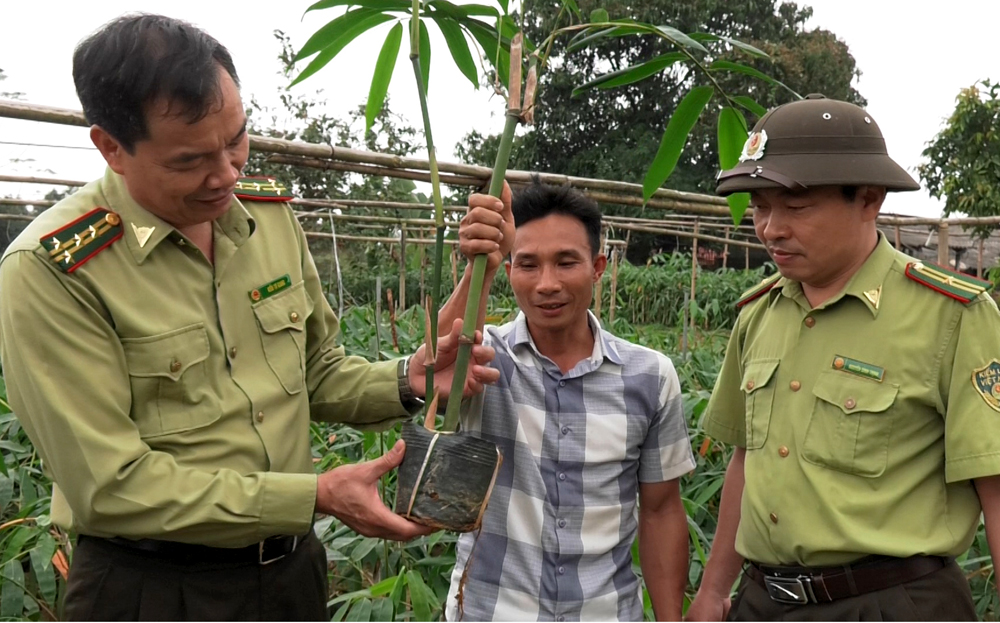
[685,591,731,622]
[315,440,435,541]
[409,318,499,398]
[460,181,514,273]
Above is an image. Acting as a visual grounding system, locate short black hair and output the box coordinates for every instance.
[511,182,602,256]
[841,185,859,201]
[73,14,240,153]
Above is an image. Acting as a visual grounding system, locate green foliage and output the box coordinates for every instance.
[919,80,1000,241]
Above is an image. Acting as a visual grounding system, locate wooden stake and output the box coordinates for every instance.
[894,225,901,250]
[690,221,700,336]
[979,238,985,278]
[386,289,399,352]
[745,246,749,270]
[399,228,407,312]
[609,249,620,324]
[723,226,730,269]
[938,222,950,267]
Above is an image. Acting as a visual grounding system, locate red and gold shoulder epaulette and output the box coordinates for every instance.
[736,274,781,308]
[905,261,992,304]
[234,176,293,202]
[39,208,123,273]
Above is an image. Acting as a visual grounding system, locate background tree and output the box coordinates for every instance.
[919,80,1000,243]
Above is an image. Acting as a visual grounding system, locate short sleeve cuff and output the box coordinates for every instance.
[946,453,1000,483]
[259,472,318,539]
[703,416,745,447]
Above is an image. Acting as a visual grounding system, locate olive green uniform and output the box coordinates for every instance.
[704,234,1000,568]
[0,168,409,547]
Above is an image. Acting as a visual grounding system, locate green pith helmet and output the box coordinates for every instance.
[715,94,920,196]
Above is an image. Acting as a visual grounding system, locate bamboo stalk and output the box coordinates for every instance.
[894,225,901,250]
[723,226,730,268]
[938,223,950,266]
[979,238,985,278]
[690,221,699,336]
[442,33,524,433]
[399,228,407,312]
[387,289,400,352]
[609,249,619,324]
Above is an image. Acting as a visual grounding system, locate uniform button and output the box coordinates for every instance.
[289,311,300,323]
[256,411,265,423]
[770,513,779,524]
[804,317,816,328]
[789,380,801,391]
[558,380,566,387]
[229,346,238,359]
[778,446,789,458]
[557,566,566,575]
[558,472,567,481]
[558,519,567,528]
[105,213,121,226]
[169,360,182,373]
[557,617,566,622]
[833,357,845,369]
[844,398,856,410]
[561,427,570,435]
[746,380,755,390]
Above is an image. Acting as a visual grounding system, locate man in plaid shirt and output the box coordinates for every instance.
[439,182,696,621]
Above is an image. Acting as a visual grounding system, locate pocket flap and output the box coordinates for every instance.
[812,370,898,414]
[742,359,779,394]
[253,281,309,334]
[122,324,210,381]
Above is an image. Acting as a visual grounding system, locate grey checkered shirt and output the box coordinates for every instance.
[445,312,695,621]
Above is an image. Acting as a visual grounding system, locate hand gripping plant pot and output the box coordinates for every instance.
[394,32,530,532]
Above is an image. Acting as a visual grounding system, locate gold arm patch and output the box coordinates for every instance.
[973,360,1000,413]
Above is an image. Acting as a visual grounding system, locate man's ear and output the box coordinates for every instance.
[90,126,128,175]
[593,253,608,282]
[504,258,512,280]
[858,185,887,223]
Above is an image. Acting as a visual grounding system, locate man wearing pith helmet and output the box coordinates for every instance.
[686,94,1000,621]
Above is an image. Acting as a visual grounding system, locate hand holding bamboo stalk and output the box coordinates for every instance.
[459,182,515,274]
[407,318,498,400]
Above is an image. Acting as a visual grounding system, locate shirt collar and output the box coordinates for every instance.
[509,310,624,367]
[100,168,256,265]
[771,232,895,316]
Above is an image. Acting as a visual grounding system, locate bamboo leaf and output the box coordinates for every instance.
[573,52,685,96]
[464,20,510,87]
[370,598,394,622]
[732,95,767,118]
[368,573,399,597]
[709,60,800,97]
[291,12,395,86]
[345,598,373,621]
[405,570,434,621]
[717,106,748,170]
[566,24,647,53]
[433,17,479,89]
[642,85,714,203]
[691,32,769,58]
[415,18,431,93]
[296,7,380,61]
[389,566,407,604]
[429,0,499,19]
[0,560,24,619]
[655,25,709,53]
[590,8,609,22]
[365,21,404,134]
[29,548,56,607]
[0,476,11,513]
[304,0,409,14]
[727,192,751,225]
[561,0,581,17]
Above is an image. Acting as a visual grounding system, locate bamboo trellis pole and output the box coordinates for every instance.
[690,221,700,335]
[938,223,950,266]
[398,228,407,312]
[723,226,730,268]
[979,239,985,278]
[894,226,901,250]
[608,249,619,324]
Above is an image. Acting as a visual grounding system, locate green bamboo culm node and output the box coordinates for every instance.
[441,33,525,432]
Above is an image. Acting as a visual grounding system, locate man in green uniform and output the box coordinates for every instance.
[0,14,497,621]
[686,95,1000,621]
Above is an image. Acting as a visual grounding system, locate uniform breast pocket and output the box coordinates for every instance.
[803,370,899,477]
[252,281,311,395]
[121,324,220,438]
[742,359,779,450]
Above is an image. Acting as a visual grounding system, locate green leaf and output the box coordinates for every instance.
[709,60,800,97]
[406,570,433,621]
[717,106,748,170]
[0,476,11,510]
[370,597,393,622]
[350,536,379,562]
[732,95,767,118]
[365,21,404,134]
[0,559,24,619]
[304,0,409,15]
[368,573,399,597]
[561,0,581,18]
[690,32,769,58]
[389,565,407,604]
[415,19,431,93]
[297,8,378,61]
[433,17,479,89]
[655,25,709,53]
[590,7,609,22]
[464,20,510,87]
[29,548,56,607]
[345,598,373,621]
[642,85,714,202]
[291,12,396,86]
[566,24,646,53]
[727,192,751,225]
[573,52,685,96]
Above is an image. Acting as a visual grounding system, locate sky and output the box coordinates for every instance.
[1,1,998,218]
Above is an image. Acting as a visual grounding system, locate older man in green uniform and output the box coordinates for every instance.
[0,14,496,621]
[686,95,1000,621]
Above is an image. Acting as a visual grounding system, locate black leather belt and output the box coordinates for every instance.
[84,532,308,566]
[746,555,949,605]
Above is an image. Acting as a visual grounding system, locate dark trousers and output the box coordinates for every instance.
[64,532,329,621]
[728,559,976,621]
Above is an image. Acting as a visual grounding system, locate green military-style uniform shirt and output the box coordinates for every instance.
[704,233,1000,566]
[0,169,409,548]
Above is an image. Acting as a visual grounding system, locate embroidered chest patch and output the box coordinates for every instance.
[249,274,291,302]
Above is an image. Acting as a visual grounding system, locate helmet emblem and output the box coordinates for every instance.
[740,130,767,162]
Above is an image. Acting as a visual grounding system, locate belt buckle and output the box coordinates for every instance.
[259,535,297,565]
[763,575,817,605]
